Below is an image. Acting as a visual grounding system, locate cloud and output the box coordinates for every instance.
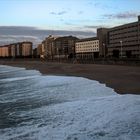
[0,35,42,47]
[78,11,84,14]
[94,2,101,7]
[50,11,67,15]
[104,11,138,19]
[89,1,115,10]
[0,26,96,46]
[64,22,76,26]
[84,25,102,29]
[84,25,109,29]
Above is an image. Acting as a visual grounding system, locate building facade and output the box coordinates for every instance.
[107,16,140,58]
[97,28,108,57]
[0,41,33,58]
[42,35,57,60]
[75,37,99,60]
[53,36,78,59]
[0,45,9,57]
[36,44,43,58]
[21,42,32,57]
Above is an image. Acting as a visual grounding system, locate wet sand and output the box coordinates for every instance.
[0,60,140,94]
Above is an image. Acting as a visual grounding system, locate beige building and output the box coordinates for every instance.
[0,46,9,57]
[42,35,57,60]
[21,42,32,57]
[75,37,99,60]
[0,41,32,58]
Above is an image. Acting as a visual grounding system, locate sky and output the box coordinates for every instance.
[0,0,140,46]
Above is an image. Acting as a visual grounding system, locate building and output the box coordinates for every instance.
[9,43,22,58]
[53,36,78,59]
[97,28,109,57]
[21,42,32,57]
[75,37,99,60]
[36,44,43,58]
[33,47,37,58]
[42,35,57,60]
[0,45,9,57]
[107,16,140,58]
[16,43,22,57]
[0,41,33,58]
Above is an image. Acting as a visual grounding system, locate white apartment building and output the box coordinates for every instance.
[75,37,99,60]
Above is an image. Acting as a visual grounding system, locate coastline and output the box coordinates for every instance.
[0,60,140,95]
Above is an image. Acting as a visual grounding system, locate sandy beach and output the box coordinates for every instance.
[0,60,140,94]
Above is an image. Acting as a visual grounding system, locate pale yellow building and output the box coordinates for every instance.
[75,37,99,60]
[0,46,9,57]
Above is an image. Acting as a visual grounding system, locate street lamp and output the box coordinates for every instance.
[120,40,123,58]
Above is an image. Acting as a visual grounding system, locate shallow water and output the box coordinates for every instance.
[0,65,140,140]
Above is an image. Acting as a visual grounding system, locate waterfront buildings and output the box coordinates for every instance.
[0,45,9,57]
[0,41,33,58]
[41,35,78,60]
[1,15,140,60]
[75,37,99,60]
[107,15,140,58]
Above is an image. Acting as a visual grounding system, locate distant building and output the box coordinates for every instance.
[53,36,78,59]
[21,42,32,57]
[97,28,109,57]
[16,43,22,57]
[0,45,9,57]
[36,44,43,58]
[42,35,57,60]
[0,41,33,58]
[33,48,37,58]
[75,37,99,60]
[107,15,140,58]
[8,43,22,58]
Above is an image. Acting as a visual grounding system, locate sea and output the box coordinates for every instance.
[0,65,140,140]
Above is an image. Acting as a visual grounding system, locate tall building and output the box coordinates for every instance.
[42,35,57,60]
[107,16,140,58]
[97,28,109,57]
[75,37,99,60]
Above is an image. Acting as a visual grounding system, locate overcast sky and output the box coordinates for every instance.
[0,0,140,46]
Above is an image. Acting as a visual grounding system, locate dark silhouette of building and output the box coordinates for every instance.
[53,36,79,60]
[97,28,108,57]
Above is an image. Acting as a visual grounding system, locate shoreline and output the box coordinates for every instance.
[0,60,140,95]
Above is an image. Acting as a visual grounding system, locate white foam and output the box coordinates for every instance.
[0,65,140,140]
